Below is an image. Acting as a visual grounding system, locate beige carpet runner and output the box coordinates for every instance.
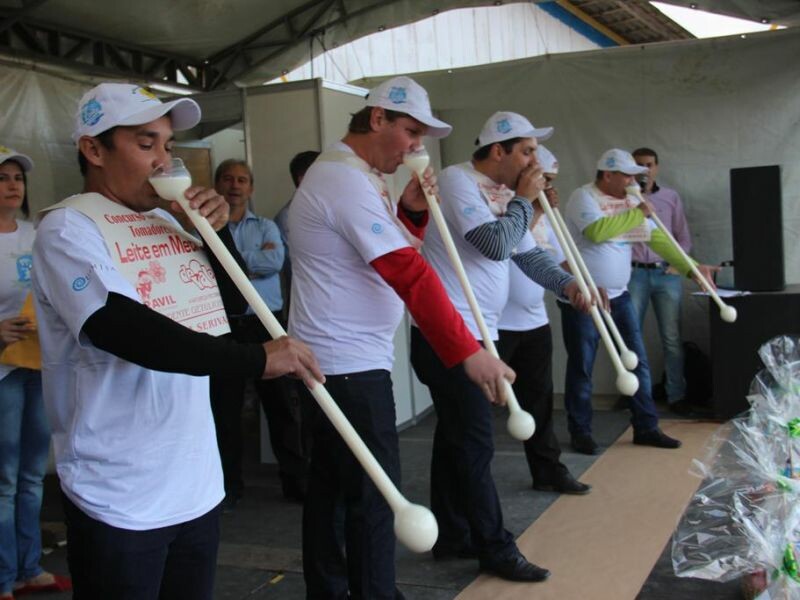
[457,421,719,599]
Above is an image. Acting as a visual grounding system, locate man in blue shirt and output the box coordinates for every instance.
[212,158,308,507]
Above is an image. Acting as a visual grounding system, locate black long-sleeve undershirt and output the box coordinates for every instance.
[83,292,266,377]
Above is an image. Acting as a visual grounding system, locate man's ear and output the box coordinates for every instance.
[78,136,105,169]
[368,106,386,133]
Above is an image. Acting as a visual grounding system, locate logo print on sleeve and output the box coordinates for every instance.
[371,223,384,234]
[72,276,89,291]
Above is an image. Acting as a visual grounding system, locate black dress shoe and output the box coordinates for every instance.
[534,473,592,495]
[633,428,682,449]
[480,552,551,582]
[669,399,714,418]
[571,434,599,455]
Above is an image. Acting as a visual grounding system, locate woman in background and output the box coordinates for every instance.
[0,146,69,599]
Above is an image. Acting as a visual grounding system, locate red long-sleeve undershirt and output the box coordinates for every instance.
[370,205,479,368]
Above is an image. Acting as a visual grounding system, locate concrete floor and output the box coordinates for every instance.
[36,396,742,599]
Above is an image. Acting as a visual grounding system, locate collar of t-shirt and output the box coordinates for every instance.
[318,142,422,250]
[457,162,515,216]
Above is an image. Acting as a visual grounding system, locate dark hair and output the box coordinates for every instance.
[348,106,403,134]
[1,160,30,218]
[632,147,659,164]
[214,159,253,185]
[77,128,117,176]
[289,151,320,186]
[472,137,522,161]
[595,170,605,182]
[20,169,29,218]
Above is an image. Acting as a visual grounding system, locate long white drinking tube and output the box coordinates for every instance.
[626,185,737,323]
[548,206,639,371]
[149,164,438,553]
[536,190,639,396]
[403,150,536,441]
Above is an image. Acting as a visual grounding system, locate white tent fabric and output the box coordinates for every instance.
[12,1,800,89]
[279,3,600,85]
[0,61,89,212]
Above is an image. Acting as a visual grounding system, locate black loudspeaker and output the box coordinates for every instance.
[730,165,784,291]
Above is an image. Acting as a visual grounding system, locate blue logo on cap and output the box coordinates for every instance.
[72,276,89,291]
[81,99,103,126]
[496,119,512,134]
[388,87,407,104]
[371,223,384,234]
[605,156,617,169]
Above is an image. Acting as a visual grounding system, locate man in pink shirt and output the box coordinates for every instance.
[629,147,709,417]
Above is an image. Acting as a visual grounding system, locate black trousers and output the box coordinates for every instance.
[409,328,515,561]
[496,324,567,484]
[209,314,309,498]
[302,370,400,600]
[62,493,219,600]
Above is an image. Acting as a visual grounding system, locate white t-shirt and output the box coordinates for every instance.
[564,184,655,299]
[498,219,563,332]
[287,142,410,375]
[422,163,511,342]
[0,220,34,381]
[32,206,223,530]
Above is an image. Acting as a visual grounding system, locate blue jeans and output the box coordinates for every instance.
[559,293,660,438]
[0,368,49,594]
[628,266,686,402]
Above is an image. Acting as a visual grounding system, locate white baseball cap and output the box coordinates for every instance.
[535,145,559,175]
[596,148,649,175]
[0,145,33,172]
[365,76,452,139]
[72,83,201,143]
[476,111,553,148]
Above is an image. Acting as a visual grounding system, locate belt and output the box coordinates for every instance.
[631,261,663,269]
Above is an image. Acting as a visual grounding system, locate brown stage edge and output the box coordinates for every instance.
[457,421,719,600]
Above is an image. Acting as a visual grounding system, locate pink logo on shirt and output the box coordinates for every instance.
[136,261,167,302]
